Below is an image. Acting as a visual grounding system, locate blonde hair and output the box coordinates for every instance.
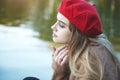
[68,24,120,80]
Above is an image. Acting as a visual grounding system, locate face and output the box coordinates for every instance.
[51,13,72,44]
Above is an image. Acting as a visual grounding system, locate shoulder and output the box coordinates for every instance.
[88,42,113,63]
[89,42,110,56]
[89,42,107,53]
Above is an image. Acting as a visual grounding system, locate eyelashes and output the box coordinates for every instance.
[58,22,65,28]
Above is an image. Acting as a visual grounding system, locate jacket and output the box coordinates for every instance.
[51,42,120,80]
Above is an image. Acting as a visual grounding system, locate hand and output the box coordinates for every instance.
[52,45,69,66]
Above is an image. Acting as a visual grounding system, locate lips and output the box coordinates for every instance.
[53,33,57,37]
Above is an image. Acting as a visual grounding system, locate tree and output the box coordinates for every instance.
[113,0,120,37]
[32,0,60,41]
[0,0,7,24]
[0,0,33,25]
[95,0,113,37]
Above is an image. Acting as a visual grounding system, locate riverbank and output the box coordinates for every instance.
[109,37,120,51]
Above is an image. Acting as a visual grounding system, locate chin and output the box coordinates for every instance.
[53,40,61,43]
[53,38,68,43]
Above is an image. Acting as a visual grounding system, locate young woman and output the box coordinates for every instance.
[51,0,120,80]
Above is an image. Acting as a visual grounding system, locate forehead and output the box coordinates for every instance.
[57,13,70,25]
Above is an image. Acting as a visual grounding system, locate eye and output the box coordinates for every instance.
[58,22,65,28]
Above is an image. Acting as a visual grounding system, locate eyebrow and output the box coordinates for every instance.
[58,20,66,25]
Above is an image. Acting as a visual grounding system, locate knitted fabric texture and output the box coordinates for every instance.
[58,0,102,37]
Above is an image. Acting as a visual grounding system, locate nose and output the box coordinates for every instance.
[51,22,57,31]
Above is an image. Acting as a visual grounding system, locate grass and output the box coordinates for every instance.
[109,37,120,52]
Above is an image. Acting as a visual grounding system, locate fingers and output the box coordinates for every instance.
[51,46,56,57]
[61,55,68,65]
[55,47,67,60]
[52,45,69,66]
[54,45,66,57]
[55,49,68,64]
[51,46,56,52]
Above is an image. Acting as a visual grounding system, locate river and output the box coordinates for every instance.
[0,24,53,80]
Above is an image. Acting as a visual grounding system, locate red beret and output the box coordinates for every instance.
[58,0,102,37]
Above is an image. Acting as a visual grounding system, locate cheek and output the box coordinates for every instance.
[53,31,72,43]
[60,32,71,40]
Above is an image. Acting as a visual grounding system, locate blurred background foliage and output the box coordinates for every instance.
[0,0,120,51]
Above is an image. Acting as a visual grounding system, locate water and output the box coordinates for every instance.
[0,24,53,80]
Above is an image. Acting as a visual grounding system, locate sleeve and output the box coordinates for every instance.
[51,60,70,80]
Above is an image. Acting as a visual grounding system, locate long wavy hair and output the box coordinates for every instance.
[68,23,120,80]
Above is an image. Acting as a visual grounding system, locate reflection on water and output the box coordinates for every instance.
[0,24,53,80]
